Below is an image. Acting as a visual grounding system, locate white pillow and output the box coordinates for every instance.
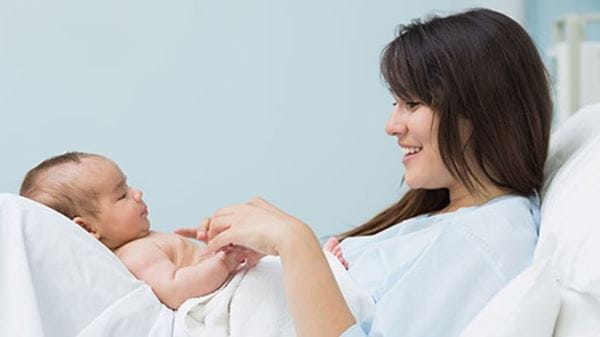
[0,194,173,337]
[553,288,600,337]
[460,103,600,337]
[542,103,600,190]
[458,259,560,337]
[536,103,600,336]
[537,120,600,296]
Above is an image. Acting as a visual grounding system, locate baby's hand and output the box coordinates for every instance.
[217,247,248,273]
[174,218,212,243]
[323,237,349,270]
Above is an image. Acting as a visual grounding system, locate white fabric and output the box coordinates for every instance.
[180,251,374,337]
[456,102,600,337]
[537,103,600,336]
[538,103,600,295]
[458,258,560,337]
[0,194,175,337]
[0,193,372,337]
[339,194,539,337]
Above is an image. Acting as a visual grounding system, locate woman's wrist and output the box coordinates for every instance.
[276,220,321,259]
[276,219,356,337]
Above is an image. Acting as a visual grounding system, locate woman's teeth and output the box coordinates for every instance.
[402,147,423,155]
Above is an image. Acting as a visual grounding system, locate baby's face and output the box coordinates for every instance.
[79,157,151,249]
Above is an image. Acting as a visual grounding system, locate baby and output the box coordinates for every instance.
[19,152,248,310]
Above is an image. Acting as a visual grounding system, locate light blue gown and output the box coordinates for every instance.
[340,194,540,337]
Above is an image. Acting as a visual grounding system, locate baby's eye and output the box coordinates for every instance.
[118,191,127,200]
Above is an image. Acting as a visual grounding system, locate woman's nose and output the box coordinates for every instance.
[385,108,407,136]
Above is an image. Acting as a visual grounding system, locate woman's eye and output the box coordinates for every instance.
[392,102,398,107]
[406,101,421,110]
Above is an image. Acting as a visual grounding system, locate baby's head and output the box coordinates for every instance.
[20,152,151,249]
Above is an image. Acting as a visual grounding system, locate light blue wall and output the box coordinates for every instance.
[1,0,521,237]
[526,0,600,61]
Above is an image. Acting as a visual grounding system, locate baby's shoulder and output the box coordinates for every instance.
[146,231,189,248]
[115,234,162,258]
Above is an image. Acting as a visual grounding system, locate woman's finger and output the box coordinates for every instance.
[248,197,285,216]
[208,208,241,241]
[206,221,231,242]
[206,230,239,254]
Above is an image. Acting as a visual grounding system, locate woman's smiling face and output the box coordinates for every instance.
[385,97,457,190]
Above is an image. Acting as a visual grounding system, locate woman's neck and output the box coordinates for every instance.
[440,182,510,214]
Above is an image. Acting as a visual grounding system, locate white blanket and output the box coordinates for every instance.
[177,251,374,337]
[1,193,373,337]
[0,194,176,337]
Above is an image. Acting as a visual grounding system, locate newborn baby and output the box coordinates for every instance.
[20,152,248,309]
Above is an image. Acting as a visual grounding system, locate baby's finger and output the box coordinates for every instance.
[244,252,264,268]
[174,228,197,238]
[224,248,246,264]
[196,218,211,241]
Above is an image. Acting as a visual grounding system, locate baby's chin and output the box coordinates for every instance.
[138,219,152,237]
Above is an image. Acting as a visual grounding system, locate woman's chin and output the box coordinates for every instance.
[404,176,419,189]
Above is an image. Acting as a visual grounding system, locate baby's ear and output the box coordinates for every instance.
[73,216,101,240]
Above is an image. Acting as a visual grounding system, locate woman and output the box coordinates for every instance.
[179,8,552,337]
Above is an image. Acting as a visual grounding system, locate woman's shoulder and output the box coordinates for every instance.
[440,194,538,280]
[448,195,539,235]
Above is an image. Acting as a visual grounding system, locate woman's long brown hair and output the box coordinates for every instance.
[340,8,552,240]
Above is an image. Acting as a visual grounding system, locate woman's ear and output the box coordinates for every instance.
[73,216,101,240]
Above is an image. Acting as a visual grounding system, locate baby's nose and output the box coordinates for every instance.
[132,188,143,202]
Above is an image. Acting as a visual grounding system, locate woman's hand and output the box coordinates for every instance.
[179,197,356,336]
[176,197,311,263]
[205,197,308,257]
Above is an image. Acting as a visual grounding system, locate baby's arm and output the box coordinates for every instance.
[117,240,243,310]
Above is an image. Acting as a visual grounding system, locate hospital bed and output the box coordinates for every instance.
[2,103,600,337]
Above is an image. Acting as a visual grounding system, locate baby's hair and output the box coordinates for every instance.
[20,152,103,219]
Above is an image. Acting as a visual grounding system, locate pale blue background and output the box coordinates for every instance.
[1,0,596,236]
[526,0,600,62]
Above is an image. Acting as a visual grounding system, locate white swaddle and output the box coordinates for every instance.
[177,251,375,337]
[0,194,175,337]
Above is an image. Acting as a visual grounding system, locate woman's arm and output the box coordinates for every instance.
[203,198,357,337]
[278,222,356,337]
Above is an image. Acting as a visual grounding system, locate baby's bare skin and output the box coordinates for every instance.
[115,231,244,309]
[21,154,247,310]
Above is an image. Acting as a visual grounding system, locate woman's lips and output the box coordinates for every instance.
[402,151,419,164]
